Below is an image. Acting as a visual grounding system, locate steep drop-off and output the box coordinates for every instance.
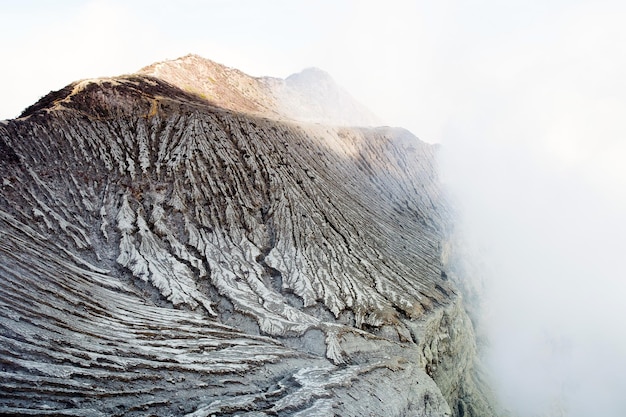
[0,61,494,416]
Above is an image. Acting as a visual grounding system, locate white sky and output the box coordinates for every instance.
[2,1,626,416]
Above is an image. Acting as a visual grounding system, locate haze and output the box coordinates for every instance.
[2,1,625,416]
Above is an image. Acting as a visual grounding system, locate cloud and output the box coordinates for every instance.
[440,3,626,413]
[442,117,626,415]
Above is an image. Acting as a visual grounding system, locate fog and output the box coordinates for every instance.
[2,1,626,415]
[437,3,626,413]
[442,129,626,416]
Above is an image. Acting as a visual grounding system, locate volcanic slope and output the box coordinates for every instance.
[0,62,495,416]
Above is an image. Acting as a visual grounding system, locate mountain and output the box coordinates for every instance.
[138,54,381,126]
[0,57,495,416]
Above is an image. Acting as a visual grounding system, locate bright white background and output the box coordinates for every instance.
[2,1,625,416]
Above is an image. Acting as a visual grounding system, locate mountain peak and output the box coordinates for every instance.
[278,66,381,127]
[139,54,381,126]
[287,66,334,82]
[20,54,381,128]
[139,53,240,77]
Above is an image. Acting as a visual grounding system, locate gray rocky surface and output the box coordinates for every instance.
[0,60,496,416]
